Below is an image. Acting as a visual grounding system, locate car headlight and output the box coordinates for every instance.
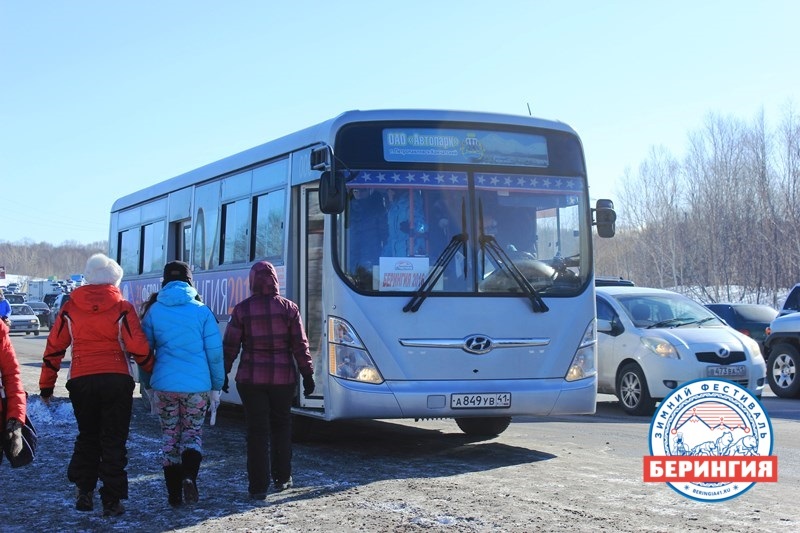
[328,317,384,384]
[740,335,763,361]
[566,319,597,381]
[641,336,679,359]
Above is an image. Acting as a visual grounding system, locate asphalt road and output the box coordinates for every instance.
[3,329,799,532]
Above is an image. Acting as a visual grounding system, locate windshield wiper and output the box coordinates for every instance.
[648,317,689,329]
[404,198,468,313]
[648,316,717,329]
[480,233,548,313]
[404,232,468,313]
[677,316,718,327]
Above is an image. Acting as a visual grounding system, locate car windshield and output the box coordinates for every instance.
[12,304,34,315]
[616,293,723,329]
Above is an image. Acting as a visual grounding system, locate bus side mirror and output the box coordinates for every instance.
[593,199,616,238]
[311,145,346,214]
[319,171,346,214]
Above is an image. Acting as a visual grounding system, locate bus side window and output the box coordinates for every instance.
[252,190,286,261]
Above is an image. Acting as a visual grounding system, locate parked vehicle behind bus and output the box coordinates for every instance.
[108,109,616,436]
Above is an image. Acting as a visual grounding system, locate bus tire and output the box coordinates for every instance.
[454,416,511,436]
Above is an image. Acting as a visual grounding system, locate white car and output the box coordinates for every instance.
[596,286,767,415]
[8,303,40,336]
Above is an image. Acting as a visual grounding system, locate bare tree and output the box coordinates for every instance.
[597,103,799,306]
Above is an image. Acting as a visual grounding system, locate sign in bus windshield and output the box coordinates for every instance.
[383,128,549,167]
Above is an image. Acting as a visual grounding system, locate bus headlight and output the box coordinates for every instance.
[328,317,384,384]
[566,319,597,382]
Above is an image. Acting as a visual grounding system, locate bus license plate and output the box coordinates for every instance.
[707,365,746,378]
[451,393,511,409]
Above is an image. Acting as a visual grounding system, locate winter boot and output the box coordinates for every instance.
[75,489,94,512]
[102,499,125,517]
[163,464,183,507]
[181,449,202,504]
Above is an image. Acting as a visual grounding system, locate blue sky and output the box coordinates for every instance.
[2,1,798,245]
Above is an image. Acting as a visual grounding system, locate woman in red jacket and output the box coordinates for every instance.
[1,318,26,466]
[39,254,154,517]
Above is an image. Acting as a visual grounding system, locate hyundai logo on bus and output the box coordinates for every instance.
[464,335,493,354]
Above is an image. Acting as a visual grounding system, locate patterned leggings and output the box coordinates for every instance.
[154,391,210,466]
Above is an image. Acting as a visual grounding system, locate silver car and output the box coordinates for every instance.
[596,286,767,415]
[8,303,40,335]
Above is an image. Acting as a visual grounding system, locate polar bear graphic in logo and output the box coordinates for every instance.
[646,378,775,502]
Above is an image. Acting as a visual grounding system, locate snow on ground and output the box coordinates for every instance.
[0,395,274,532]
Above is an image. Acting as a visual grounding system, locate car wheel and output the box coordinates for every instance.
[616,362,656,416]
[766,343,800,398]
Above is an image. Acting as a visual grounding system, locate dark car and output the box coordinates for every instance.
[26,301,52,328]
[43,292,61,308]
[595,276,635,287]
[49,293,71,327]
[779,283,800,316]
[705,303,778,352]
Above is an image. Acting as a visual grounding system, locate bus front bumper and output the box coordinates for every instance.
[323,375,597,420]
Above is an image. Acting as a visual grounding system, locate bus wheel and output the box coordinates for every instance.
[454,416,511,436]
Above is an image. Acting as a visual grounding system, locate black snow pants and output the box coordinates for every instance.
[65,373,135,502]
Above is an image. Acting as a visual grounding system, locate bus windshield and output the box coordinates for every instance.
[338,170,588,296]
[334,123,590,297]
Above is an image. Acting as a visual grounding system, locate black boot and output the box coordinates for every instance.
[181,449,202,504]
[75,489,94,512]
[163,464,183,507]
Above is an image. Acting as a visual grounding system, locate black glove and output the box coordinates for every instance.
[40,387,54,399]
[4,418,23,458]
[222,375,229,393]
[302,374,315,398]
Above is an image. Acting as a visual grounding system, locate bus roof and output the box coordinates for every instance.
[111,109,576,213]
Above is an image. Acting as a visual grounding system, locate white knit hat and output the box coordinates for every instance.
[83,253,124,287]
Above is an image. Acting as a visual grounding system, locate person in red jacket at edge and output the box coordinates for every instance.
[1,318,27,466]
[39,253,154,517]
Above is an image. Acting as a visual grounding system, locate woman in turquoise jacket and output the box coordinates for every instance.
[140,261,224,507]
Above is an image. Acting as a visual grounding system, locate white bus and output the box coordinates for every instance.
[109,109,616,436]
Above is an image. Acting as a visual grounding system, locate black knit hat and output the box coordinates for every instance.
[162,261,193,287]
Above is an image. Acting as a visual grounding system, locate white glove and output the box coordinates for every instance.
[149,390,159,416]
[209,390,221,425]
